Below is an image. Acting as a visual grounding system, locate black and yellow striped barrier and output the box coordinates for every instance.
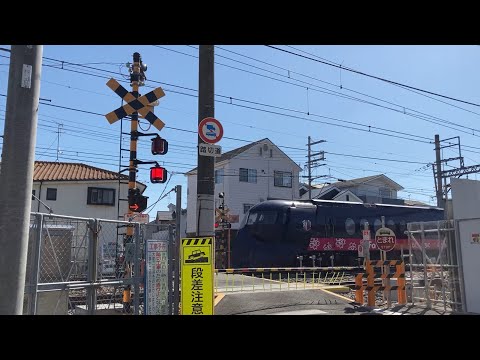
[355,261,407,306]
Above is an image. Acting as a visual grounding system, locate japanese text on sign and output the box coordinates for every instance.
[181,238,214,315]
[145,240,169,315]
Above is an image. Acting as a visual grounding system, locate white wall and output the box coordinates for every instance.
[451,178,480,314]
[31,180,143,220]
[186,141,300,233]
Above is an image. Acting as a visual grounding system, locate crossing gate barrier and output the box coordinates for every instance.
[355,260,406,306]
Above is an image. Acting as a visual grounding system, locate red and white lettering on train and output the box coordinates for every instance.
[307,237,440,251]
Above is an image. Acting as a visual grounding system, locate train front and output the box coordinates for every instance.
[231,201,290,268]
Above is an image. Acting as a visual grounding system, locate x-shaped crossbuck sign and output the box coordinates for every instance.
[105,78,166,131]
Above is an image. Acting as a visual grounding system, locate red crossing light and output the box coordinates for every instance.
[150,166,167,183]
[151,136,168,155]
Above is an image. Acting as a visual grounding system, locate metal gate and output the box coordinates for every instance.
[405,220,463,312]
[23,213,178,315]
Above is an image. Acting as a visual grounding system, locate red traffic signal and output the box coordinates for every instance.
[151,136,168,155]
[214,222,219,228]
[150,166,167,183]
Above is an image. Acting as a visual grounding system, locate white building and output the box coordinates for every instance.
[299,174,405,205]
[186,138,302,233]
[31,161,146,219]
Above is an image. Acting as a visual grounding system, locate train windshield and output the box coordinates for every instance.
[246,211,278,225]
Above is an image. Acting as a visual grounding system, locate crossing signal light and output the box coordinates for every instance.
[150,165,167,183]
[215,222,219,228]
[151,136,168,155]
[128,188,148,213]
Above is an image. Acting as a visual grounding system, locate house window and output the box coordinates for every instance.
[32,190,36,200]
[274,171,292,188]
[46,188,57,201]
[243,204,254,214]
[379,187,391,198]
[346,194,350,201]
[215,169,224,184]
[270,149,273,158]
[87,187,115,206]
[239,168,257,183]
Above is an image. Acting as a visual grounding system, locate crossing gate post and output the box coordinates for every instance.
[397,262,407,305]
[355,273,364,304]
[367,261,375,306]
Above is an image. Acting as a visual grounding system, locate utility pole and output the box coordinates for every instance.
[0,45,43,315]
[196,45,215,237]
[307,136,312,200]
[56,123,63,161]
[173,185,181,314]
[305,137,326,200]
[434,134,444,209]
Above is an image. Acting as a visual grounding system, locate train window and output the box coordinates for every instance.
[257,211,278,224]
[247,211,278,225]
[360,219,369,231]
[374,219,382,232]
[345,218,355,236]
[247,212,258,225]
[399,220,407,234]
[387,219,396,232]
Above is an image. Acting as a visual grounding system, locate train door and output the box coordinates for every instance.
[286,206,316,266]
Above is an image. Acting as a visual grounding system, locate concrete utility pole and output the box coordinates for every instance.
[196,45,215,237]
[434,134,444,209]
[0,45,43,315]
[173,185,181,314]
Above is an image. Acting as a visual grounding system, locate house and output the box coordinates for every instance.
[186,138,302,233]
[31,161,146,219]
[299,174,405,205]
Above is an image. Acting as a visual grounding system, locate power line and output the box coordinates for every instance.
[325,151,428,165]
[266,45,480,108]
[285,45,480,119]
[10,53,437,143]
[155,46,480,135]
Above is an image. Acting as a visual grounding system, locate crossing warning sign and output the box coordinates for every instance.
[181,237,214,315]
[105,78,166,131]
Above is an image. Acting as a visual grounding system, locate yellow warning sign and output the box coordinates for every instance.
[181,237,214,315]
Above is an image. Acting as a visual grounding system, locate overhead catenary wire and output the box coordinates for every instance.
[164,46,480,135]
[265,45,480,108]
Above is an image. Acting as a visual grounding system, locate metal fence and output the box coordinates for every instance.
[406,220,463,312]
[214,267,359,293]
[23,213,176,315]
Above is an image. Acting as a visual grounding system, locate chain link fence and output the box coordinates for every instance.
[23,213,175,315]
[406,220,463,312]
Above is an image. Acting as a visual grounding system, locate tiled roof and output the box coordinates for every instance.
[33,161,145,187]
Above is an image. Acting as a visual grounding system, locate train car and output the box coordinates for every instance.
[231,199,444,268]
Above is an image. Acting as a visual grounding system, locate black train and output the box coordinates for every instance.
[231,199,444,268]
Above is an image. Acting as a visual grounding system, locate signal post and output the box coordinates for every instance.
[105,52,168,313]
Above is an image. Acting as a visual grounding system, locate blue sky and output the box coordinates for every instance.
[1,45,480,217]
